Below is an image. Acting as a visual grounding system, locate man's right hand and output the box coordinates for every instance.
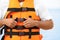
[2,18,17,28]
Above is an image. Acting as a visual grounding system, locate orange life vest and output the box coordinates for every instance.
[2,0,43,40]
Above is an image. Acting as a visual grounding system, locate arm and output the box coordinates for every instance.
[23,18,53,30]
[34,19,53,30]
[0,20,3,28]
[0,4,3,28]
[36,0,54,30]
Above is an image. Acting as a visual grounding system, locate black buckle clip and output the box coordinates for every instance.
[20,18,26,22]
[19,32,25,36]
[15,26,25,30]
[21,7,28,11]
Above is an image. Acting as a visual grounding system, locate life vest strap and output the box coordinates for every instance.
[10,29,12,38]
[7,7,35,12]
[5,32,39,35]
[5,25,39,30]
[5,31,40,39]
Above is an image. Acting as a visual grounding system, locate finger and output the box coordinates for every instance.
[12,22,17,26]
[14,21,17,24]
[10,22,16,28]
[24,17,29,20]
[23,19,31,24]
[12,20,17,24]
[24,24,32,28]
[10,24,15,28]
[23,18,31,22]
[23,21,32,27]
[23,19,30,25]
[24,22,30,26]
[23,19,28,23]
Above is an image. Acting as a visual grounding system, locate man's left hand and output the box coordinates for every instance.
[23,18,36,28]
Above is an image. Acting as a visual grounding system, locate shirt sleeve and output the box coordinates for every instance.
[35,0,52,21]
[0,0,2,19]
[0,0,4,30]
[0,0,9,30]
[0,10,4,30]
[0,10,2,20]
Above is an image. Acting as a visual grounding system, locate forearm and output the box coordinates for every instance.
[0,19,4,28]
[34,19,53,30]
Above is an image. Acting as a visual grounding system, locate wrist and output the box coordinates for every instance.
[1,19,6,25]
[34,20,41,28]
[0,19,5,27]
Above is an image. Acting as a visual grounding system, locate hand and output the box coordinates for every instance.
[2,18,17,28]
[23,18,36,28]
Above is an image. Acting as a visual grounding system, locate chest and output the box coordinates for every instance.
[4,0,41,24]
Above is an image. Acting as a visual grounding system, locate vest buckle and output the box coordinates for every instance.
[21,7,28,11]
[19,32,25,36]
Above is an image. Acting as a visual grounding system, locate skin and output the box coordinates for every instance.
[23,18,53,30]
[0,18,17,28]
[0,18,53,30]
